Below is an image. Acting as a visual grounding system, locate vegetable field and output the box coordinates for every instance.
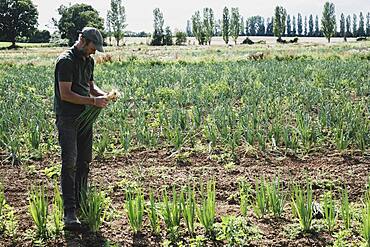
[0,42,369,246]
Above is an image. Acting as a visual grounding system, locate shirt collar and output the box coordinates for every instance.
[72,45,87,60]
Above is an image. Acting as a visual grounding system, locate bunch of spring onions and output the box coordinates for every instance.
[76,89,120,134]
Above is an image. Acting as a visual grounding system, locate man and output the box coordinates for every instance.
[54,27,108,231]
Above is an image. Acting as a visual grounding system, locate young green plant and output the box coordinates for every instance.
[197,180,216,236]
[322,191,337,233]
[181,185,196,236]
[147,190,160,234]
[340,187,351,230]
[161,187,181,242]
[28,184,48,238]
[80,187,107,233]
[125,189,144,234]
[253,177,268,218]
[266,177,285,217]
[291,182,313,232]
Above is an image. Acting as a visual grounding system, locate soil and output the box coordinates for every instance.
[0,148,369,247]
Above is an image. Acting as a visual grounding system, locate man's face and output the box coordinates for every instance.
[82,39,96,57]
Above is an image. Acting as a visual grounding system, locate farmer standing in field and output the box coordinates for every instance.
[54,27,108,231]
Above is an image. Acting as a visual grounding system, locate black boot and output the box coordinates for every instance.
[64,209,82,232]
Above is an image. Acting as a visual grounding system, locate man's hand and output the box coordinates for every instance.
[93,96,109,108]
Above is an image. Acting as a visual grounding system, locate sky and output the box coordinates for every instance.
[33,0,370,32]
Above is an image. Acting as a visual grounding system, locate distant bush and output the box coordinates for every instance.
[175,31,187,45]
[242,37,254,45]
[28,30,51,43]
[277,37,298,43]
[356,37,367,41]
[50,31,69,47]
[163,26,173,46]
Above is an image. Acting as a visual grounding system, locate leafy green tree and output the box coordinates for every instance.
[55,3,104,46]
[163,26,173,45]
[358,12,365,37]
[151,8,164,45]
[192,10,205,45]
[367,12,370,36]
[287,15,292,36]
[215,19,222,36]
[245,19,250,35]
[340,13,346,41]
[308,14,314,36]
[230,7,240,44]
[297,13,303,36]
[175,31,187,45]
[304,16,307,36]
[240,17,245,36]
[352,14,357,37]
[321,2,336,43]
[203,8,214,45]
[222,7,230,44]
[106,12,112,45]
[315,15,320,36]
[0,0,38,48]
[247,16,265,36]
[292,16,297,36]
[346,15,352,37]
[186,20,192,37]
[28,29,50,43]
[273,6,287,40]
[107,0,127,46]
[266,17,274,36]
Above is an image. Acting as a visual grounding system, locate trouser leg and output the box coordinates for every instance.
[56,116,78,213]
[75,126,93,208]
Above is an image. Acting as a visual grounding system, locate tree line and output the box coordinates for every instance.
[187,5,370,44]
[0,0,369,48]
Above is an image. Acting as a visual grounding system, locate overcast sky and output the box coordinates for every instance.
[33,0,370,32]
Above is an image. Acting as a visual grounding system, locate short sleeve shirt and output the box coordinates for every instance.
[54,46,95,117]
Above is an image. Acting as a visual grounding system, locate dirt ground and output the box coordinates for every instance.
[0,147,369,246]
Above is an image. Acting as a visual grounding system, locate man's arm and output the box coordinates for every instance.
[89,81,106,97]
[59,81,108,108]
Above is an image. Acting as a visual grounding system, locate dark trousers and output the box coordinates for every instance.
[56,115,92,213]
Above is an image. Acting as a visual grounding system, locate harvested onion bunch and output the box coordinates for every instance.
[76,89,120,134]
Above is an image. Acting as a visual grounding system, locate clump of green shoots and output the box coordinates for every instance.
[51,182,63,235]
[181,185,197,236]
[340,187,351,230]
[266,177,285,217]
[80,187,107,233]
[161,187,181,242]
[197,180,216,236]
[147,190,160,234]
[239,180,251,217]
[125,189,144,234]
[0,184,17,241]
[253,177,268,218]
[291,182,313,232]
[322,191,337,233]
[28,184,49,238]
[0,182,6,232]
[362,180,370,246]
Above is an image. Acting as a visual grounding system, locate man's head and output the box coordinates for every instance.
[77,27,104,56]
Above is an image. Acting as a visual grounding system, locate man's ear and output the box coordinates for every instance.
[80,36,86,46]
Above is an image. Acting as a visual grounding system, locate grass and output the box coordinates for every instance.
[0,42,51,48]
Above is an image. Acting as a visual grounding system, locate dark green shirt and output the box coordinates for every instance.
[54,46,95,117]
